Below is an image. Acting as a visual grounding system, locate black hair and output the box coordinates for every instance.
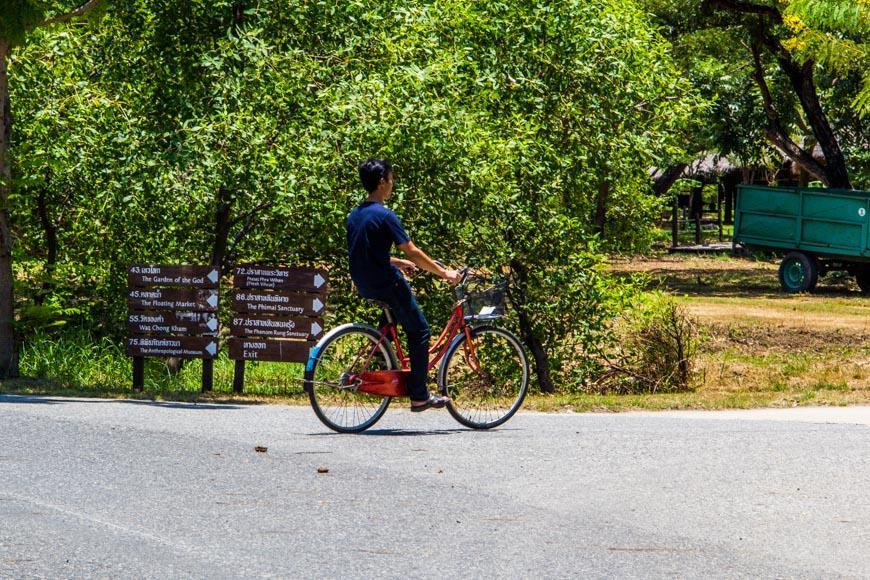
[359,158,393,193]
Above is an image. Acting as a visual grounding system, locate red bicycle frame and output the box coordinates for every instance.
[352,302,483,397]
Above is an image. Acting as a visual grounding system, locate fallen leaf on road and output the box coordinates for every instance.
[317,466,329,473]
[255,446,268,453]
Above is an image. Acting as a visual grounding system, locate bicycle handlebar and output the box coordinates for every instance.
[432,260,470,286]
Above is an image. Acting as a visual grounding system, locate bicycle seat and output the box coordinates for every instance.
[361,297,395,325]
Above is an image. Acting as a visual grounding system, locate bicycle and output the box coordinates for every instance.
[303,268,530,433]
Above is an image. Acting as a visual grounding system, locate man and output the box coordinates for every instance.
[346,159,461,411]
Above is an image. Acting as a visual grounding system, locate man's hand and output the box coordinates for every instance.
[391,257,418,277]
[443,269,462,285]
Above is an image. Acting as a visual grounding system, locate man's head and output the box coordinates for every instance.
[359,158,393,200]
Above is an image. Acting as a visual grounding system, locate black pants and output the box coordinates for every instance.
[361,272,431,402]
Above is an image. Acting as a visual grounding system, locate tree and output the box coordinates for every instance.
[11,0,701,393]
[698,0,859,188]
[781,0,869,118]
[0,0,104,378]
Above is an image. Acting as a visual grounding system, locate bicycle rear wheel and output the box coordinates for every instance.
[305,324,397,433]
[437,325,529,429]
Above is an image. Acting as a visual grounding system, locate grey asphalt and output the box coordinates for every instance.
[1,396,869,579]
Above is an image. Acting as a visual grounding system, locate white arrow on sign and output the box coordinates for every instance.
[207,269,219,284]
[206,317,219,332]
[312,297,324,313]
[206,292,219,309]
[313,273,326,288]
[311,321,322,336]
[205,341,218,356]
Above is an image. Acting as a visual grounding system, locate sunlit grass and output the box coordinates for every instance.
[14,330,310,399]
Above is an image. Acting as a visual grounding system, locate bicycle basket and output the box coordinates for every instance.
[461,277,507,321]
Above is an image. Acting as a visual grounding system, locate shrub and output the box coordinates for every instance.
[596,294,699,394]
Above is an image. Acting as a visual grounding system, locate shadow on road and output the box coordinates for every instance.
[0,394,245,410]
[308,426,518,436]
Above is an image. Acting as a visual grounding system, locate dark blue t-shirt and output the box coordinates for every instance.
[346,201,410,295]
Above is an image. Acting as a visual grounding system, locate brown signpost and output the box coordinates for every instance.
[128,311,219,336]
[231,290,325,316]
[128,264,220,392]
[233,265,328,292]
[229,314,323,340]
[128,288,219,312]
[128,265,220,288]
[127,336,219,358]
[229,264,327,393]
[227,338,315,362]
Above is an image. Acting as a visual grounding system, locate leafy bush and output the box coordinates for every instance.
[595,294,699,394]
[9,0,703,390]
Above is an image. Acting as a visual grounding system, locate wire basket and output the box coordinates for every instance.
[461,277,507,321]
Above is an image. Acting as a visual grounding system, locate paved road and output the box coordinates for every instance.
[1,396,869,579]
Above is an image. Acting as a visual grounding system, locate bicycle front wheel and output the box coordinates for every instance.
[306,324,397,433]
[437,325,529,429]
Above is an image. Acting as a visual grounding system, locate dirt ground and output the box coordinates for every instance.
[614,254,870,338]
[610,253,870,405]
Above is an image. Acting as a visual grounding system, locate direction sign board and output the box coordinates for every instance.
[128,265,220,288]
[233,265,327,292]
[127,336,219,359]
[231,291,324,316]
[227,338,314,363]
[128,288,219,312]
[128,311,219,336]
[230,315,323,339]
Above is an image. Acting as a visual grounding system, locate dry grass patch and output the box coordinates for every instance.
[592,253,870,410]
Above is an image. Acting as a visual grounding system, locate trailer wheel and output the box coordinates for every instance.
[855,269,870,294]
[778,252,818,293]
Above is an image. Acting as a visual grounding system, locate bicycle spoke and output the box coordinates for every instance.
[309,327,393,433]
[441,326,528,429]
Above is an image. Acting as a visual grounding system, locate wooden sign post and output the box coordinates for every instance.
[127,265,220,392]
[229,265,327,393]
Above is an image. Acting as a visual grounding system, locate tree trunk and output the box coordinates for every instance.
[509,259,554,393]
[705,0,851,187]
[35,184,58,305]
[594,180,610,236]
[653,163,687,197]
[0,40,19,378]
[691,184,703,245]
[212,186,233,271]
[722,171,738,224]
[518,307,554,394]
[765,43,852,189]
[166,186,233,377]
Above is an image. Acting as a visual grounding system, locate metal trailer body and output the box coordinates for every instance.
[734,184,870,292]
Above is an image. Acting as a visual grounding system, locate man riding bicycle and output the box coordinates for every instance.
[346,159,461,411]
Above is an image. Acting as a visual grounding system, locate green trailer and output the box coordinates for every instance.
[734,184,870,293]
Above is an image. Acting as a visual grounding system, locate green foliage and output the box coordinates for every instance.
[645,0,869,189]
[17,303,81,331]
[783,0,870,117]
[0,1,44,45]
[9,0,702,391]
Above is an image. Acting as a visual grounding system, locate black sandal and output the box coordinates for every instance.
[410,395,450,412]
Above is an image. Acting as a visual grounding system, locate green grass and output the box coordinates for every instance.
[9,252,870,414]
[5,329,868,413]
[13,330,310,401]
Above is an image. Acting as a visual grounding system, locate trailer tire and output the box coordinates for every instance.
[855,269,870,294]
[778,252,818,293]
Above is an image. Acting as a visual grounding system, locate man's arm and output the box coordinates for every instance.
[390,256,417,276]
[397,241,461,284]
